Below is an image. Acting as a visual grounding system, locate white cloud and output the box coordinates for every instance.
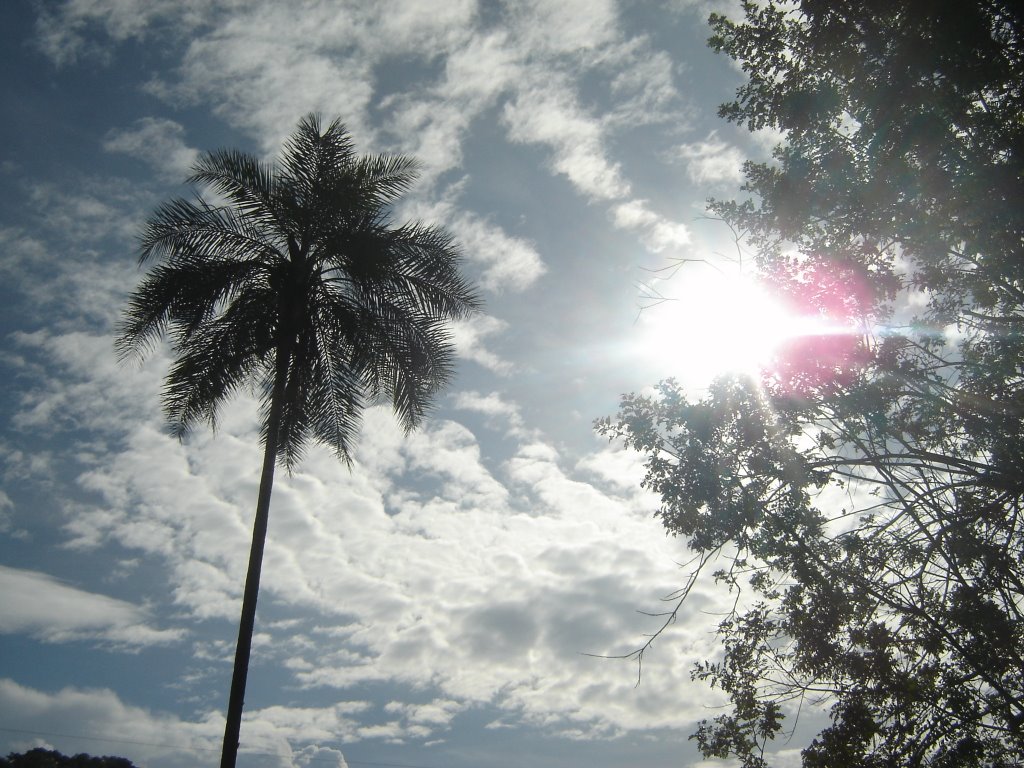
[0,225,139,334]
[354,0,477,57]
[38,0,697,277]
[293,746,349,768]
[62,391,724,737]
[103,117,199,180]
[452,390,528,438]
[143,2,475,158]
[604,44,685,130]
[155,5,376,152]
[503,76,631,201]
[384,698,464,728]
[240,700,372,750]
[400,184,546,293]
[69,417,270,621]
[448,212,547,293]
[448,315,515,375]
[611,199,691,253]
[676,130,746,186]
[441,29,519,103]
[574,440,651,494]
[667,0,743,18]
[508,0,619,56]
[25,179,141,246]
[751,124,789,153]
[9,330,162,435]
[0,489,12,533]
[34,0,213,66]
[0,678,365,768]
[0,566,182,645]
[382,94,475,186]
[4,316,717,739]
[401,420,511,509]
[36,0,692,218]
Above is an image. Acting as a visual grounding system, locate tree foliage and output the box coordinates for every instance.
[0,750,136,768]
[600,2,1024,764]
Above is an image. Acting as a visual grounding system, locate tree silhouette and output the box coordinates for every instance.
[0,749,136,768]
[118,114,480,768]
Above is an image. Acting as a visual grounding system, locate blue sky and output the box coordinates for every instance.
[0,2,808,767]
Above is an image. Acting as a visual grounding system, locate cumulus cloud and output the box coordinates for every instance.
[9,330,163,435]
[508,0,619,56]
[39,0,695,267]
[293,746,349,768]
[667,0,743,18]
[34,0,212,66]
[69,417,271,621]
[0,222,139,334]
[3,316,728,747]
[24,179,140,246]
[440,29,519,103]
[574,441,651,494]
[0,678,366,768]
[0,490,12,533]
[605,44,684,130]
[59,392,723,737]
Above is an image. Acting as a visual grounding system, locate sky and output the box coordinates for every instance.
[0,2,810,767]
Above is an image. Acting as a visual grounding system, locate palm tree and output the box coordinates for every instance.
[117,114,480,768]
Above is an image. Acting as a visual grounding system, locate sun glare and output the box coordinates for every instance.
[636,267,815,388]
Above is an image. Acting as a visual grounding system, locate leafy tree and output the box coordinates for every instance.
[0,749,136,768]
[600,1,1023,765]
[118,114,480,768]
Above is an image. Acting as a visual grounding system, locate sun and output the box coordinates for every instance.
[634,266,808,389]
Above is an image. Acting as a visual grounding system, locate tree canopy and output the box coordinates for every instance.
[0,750,136,768]
[119,114,479,470]
[600,1,1024,765]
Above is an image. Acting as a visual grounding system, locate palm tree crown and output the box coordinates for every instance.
[117,114,480,768]
[119,113,480,466]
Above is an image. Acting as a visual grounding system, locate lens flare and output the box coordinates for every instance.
[636,262,872,393]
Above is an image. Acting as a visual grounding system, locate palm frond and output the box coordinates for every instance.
[279,114,356,205]
[284,312,367,466]
[188,149,279,230]
[376,317,454,432]
[162,288,277,437]
[116,258,264,363]
[140,198,283,267]
[320,221,481,322]
[353,154,421,208]
[316,280,454,433]
[382,223,483,319]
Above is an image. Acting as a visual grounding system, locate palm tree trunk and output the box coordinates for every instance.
[220,346,290,768]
